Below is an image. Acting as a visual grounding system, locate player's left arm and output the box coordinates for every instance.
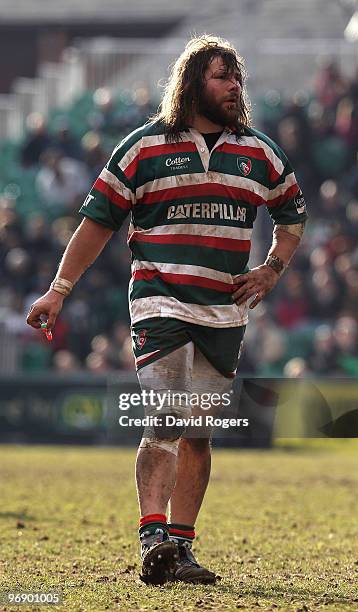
[233,142,307,309]
[232,221,306,309]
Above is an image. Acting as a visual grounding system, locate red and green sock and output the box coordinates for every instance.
[139,513,169,547]
[168,523,195,548]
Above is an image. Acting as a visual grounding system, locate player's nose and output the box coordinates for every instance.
[227,78,240,92]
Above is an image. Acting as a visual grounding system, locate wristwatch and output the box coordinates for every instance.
[265,255,286,276]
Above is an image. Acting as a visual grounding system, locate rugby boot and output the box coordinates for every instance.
[173,541,217,584]
[140,529,179,586]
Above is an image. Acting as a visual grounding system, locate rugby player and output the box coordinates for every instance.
[27,35,307,586]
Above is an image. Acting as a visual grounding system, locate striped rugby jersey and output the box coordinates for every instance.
[79,120,307,328]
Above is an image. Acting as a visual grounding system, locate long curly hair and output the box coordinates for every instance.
[153,34,252,142]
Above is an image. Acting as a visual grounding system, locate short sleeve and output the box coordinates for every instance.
[266,150,308,225]
[79,144,136,231]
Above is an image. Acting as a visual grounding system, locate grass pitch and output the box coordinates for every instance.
[0,442,357,611]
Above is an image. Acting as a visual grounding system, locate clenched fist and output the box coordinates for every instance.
[232,264,280,310]
[26,289,65,332]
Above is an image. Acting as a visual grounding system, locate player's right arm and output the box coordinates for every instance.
[26,217,114,331]
[26,129,139,332]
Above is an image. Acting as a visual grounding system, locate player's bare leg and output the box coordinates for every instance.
[136,445,179,585]
[136,445,177,516]
[135,345,194,585]
[168,436,216,584]
[135,346,221,584]
[167,349,230,584]
[167,358,226,583]
[170,437,211,525]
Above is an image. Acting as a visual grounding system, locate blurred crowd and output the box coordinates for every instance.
[0,62,357,376]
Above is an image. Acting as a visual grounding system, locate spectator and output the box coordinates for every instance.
[81,131,108,181]
[334,316,358,376]
[283,357,308,378]
[307,325,337,374]
[315,61,348,109]
[275,270,308,329]
[52,117,83,161]
[20,113,52,168]
[36,148,91,211]
[53,349,81,373]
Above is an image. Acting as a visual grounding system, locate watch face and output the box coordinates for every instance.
[267,256,284,274]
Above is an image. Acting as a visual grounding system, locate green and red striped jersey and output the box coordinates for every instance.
[79,120,307,328]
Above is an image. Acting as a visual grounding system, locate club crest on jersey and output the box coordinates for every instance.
[237,157,252,176]
[135,329,147,350]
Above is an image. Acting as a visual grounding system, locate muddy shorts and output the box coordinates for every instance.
[131,317,245,379]
[131,318,245,436]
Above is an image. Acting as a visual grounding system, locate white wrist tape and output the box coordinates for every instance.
[50,277,74,297]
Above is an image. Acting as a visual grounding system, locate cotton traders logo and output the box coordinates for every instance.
[237,157,252,176]
[165,156,191,171]
[294,191,306,214]
[135,329,147,350]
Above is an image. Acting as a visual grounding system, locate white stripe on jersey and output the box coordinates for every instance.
[130,296,248,328]
[131,223,252,241]
[132,260,235,284]
[267,172,297,200]
[117,140,141,173]
[135,171,269,202]
[98,167,135,202]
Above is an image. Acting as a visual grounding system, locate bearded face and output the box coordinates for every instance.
[196,56,242,127]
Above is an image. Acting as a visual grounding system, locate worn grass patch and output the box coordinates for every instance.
[0,443,357,611]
